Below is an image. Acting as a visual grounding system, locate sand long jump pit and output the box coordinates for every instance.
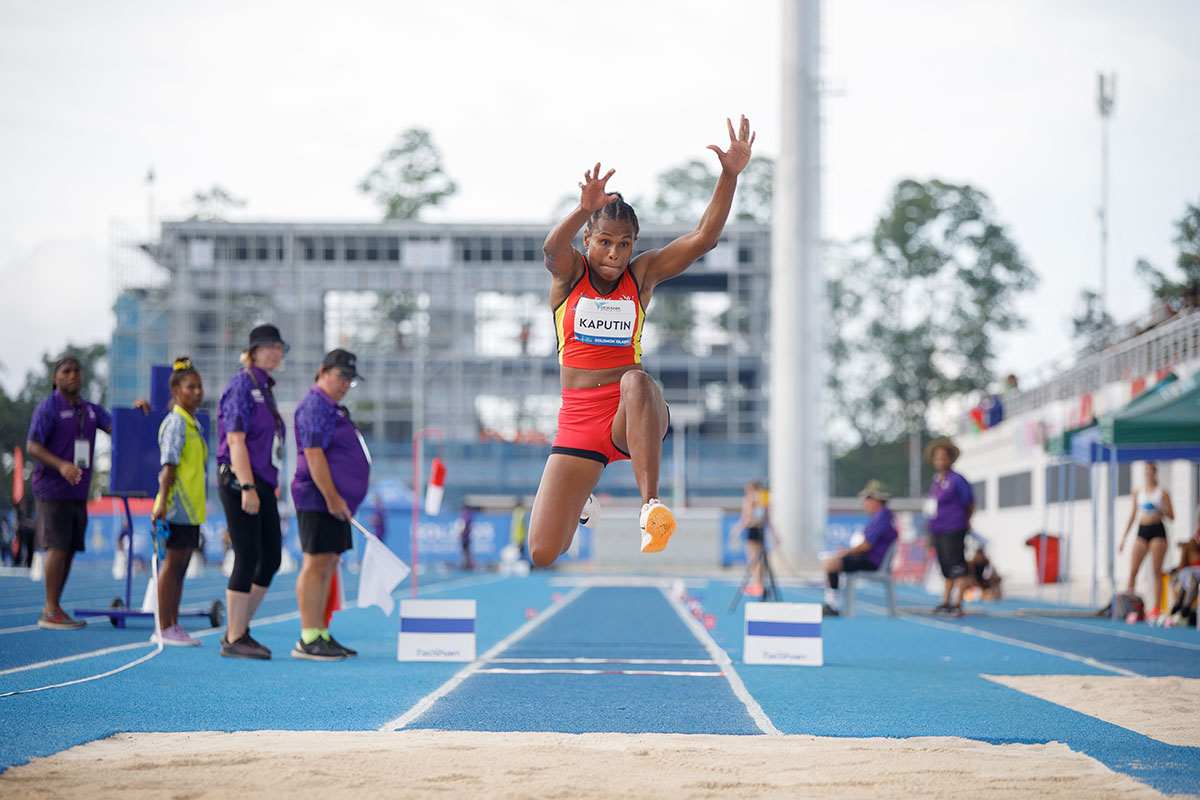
[0,730,1170,799]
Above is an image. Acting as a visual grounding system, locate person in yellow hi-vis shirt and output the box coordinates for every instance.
[151,357,208,646]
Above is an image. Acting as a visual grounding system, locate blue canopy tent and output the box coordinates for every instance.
[1072,374,1200,619]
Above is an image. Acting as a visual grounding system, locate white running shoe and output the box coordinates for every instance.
[639,499,676,553]
[579,493,600,528]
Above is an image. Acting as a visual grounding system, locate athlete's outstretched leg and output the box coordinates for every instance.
[528,454,604,567]
[611,370,674,552]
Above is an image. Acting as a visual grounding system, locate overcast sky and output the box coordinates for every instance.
[1,0,1197,397]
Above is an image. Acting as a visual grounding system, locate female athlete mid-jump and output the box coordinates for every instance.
[529,115,755,567]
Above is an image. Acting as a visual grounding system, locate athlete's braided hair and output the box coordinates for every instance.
[586,192,640,239]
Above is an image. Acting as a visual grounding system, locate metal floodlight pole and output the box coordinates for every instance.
[1097,72,1116,313]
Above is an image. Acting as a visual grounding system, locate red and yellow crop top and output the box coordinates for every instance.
[554,261,645,369]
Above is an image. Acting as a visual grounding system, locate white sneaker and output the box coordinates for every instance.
[579,494,600,528]
[639,499,676,554]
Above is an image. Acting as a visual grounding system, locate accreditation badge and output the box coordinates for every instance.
[922,497,937,518]
[272,432,284,470]
[74,439,90,469]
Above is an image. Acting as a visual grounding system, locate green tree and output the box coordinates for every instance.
[826,179,1038,447]
[1134,198,1200,311]
[649,290,695,352]
[648,156,773,225]
[187,184,246,221]
[1069,288,1116,353]
[358,128,458,220]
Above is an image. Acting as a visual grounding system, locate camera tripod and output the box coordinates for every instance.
[728,545,780,613]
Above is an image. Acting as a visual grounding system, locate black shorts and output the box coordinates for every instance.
[932,529,968,579]
[298,510,352,555]
[841,552,879,574]
[1137,522,1167,542]
[35,498,87,552]
[166,523,201,550]
[746,526,765,543]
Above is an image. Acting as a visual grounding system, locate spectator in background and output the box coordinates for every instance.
[728,480,770,596]
[1119,461,1173,617]
[821,480,897,616]
[924,437,974,616]
[26,355,148,629]
[459,504,476,570]
[368,494,387,544]
[14,496,35,568]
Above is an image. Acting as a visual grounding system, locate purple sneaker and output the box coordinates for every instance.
[152,624,201,647]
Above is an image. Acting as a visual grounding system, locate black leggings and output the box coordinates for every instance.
[218,477,282,593]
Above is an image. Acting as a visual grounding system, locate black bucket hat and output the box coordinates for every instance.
[248,324,289,354]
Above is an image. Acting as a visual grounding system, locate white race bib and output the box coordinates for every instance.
[574,297,636,347]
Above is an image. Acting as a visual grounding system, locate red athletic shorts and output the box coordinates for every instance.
[551,382,629,465]
[550,381,669,466]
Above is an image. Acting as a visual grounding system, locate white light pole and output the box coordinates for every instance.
[770,0,825,567]
[1097,72,1116,312]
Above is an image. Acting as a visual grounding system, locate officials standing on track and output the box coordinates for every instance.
[290,349,369,662]
[924,438,974,616]
[26,356,148,630]
[216,325,288,659]
[529,115,756,567]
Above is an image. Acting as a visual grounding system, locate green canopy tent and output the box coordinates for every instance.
[1095,373,1200,619]
[1040,373,1178,607]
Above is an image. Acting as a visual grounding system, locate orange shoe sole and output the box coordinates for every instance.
[640,506,676,553]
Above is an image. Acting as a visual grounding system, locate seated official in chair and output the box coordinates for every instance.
[822,480,898,616]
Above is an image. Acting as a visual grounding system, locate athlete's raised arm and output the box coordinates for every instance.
[543,163,619,285]
[633,116,755,294]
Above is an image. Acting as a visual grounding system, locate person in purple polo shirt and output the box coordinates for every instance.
[924,437,974,616]
[216,324,288,659]
[821,479,898,617]
[290,349,369,662]
[26,355,148,629]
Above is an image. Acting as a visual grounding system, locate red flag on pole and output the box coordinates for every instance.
[12,447,24,505]
[425,457,446,515]
[324,560,345,627]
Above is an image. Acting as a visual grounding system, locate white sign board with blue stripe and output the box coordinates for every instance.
[398,599,476,662]
[742,602,823,666]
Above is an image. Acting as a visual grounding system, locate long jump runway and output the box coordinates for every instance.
[1,566,1198,798]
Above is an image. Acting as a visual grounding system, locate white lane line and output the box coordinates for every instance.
[379,585,588,732]
[659,586,782,736]
[489,657,718,665]
[851,597,1140,677]
[1021,616,1200,652]
[475,668,724,677]
[0,610,301,677]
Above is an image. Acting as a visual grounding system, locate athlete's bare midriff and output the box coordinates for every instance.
[561,362,642,390]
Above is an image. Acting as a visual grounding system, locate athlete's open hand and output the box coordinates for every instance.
[708,115,755,177]
[578,163,619,213]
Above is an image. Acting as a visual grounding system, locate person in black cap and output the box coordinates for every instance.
[289,349,370,660]
[215,324,289,659]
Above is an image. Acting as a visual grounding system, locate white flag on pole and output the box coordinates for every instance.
[356,531,411,616]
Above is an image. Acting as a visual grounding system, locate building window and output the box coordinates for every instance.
[300,237,316,261]
[479,238,493,261]
[322,237,336,261]
[501,237,514,261]
[345,237,359,262]
[234,236,249,261]
[1045,464,1091,502]
[366,237,380,262]
[255,236,270,261]
[970,481,987,511]
[386,237,400,261]
[738,246,754,264]
[523,237,538,261]
[997,471,1032,508]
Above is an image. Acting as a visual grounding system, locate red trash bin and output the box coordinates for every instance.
[1025,534,1060,584]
